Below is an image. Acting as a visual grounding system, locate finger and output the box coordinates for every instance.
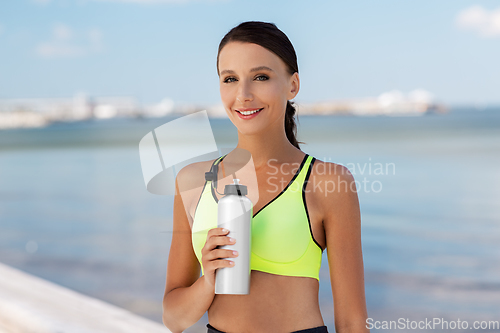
[214,249,237,260]
[215,259,234,268]
[208,227,229,238]
[206,228,232,251]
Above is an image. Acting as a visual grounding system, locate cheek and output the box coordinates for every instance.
[219,86,232,104]
[220,86,236,117]
[256,83,282,103]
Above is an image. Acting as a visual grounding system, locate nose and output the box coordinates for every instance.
[236,81,253,103]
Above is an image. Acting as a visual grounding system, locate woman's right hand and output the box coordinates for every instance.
[201,227,238,290]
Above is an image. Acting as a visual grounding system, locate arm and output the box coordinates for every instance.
[320,163,369,333]
[162,173,215,333]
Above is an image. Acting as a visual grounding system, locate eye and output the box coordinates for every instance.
[255,75,269,81]
[223,77,237,83]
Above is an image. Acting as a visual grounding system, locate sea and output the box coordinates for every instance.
[0,107,499,333]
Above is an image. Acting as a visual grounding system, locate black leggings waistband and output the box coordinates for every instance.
[206,323,329,333]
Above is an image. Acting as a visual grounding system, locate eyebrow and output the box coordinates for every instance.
[220,66,274,76]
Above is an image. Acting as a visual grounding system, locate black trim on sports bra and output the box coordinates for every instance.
[210,154,309,215]
[208,154,309,218]
[303,157,324,252]
[252,154,309,218]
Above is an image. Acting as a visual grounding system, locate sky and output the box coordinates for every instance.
[0,0,499,107]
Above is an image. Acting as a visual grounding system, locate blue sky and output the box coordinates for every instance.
[0,0,499,107]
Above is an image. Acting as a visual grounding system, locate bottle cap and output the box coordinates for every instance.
[224,178,247,196]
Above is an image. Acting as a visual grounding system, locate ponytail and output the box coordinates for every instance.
[284,100,305,149]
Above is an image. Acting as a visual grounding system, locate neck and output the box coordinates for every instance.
[233,122,303,169]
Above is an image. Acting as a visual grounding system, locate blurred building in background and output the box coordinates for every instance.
[0,89,447,129]
[297,89,448,116]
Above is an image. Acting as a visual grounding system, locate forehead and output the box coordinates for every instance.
[218,42,284,73]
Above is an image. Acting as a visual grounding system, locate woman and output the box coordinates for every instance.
[163,21,369,333]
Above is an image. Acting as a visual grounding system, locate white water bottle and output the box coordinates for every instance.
[215,179,253,295]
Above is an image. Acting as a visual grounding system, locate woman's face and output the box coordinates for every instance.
[218,41,299,135]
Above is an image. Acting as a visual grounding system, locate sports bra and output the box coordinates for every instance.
[191,153,324,281]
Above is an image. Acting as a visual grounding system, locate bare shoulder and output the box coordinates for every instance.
[175,157,220,188]
[175,158,218,218]
[309,159,356,196]
[308,159,358,221]
[176,158,214,179]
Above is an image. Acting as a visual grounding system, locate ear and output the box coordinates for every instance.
[287,72,300,100]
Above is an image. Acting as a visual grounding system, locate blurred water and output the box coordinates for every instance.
[0,108,499,332]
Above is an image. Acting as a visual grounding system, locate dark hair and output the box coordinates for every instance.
[217,21,305,149]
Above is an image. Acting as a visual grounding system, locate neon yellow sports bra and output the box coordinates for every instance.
[191,153,324,281]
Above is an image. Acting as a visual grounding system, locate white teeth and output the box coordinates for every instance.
[239,108,262,115]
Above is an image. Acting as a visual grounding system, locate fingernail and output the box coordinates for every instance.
[232,251,238,256]
[229,238,235,243]
[222,228,228,233]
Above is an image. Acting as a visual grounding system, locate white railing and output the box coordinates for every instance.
[0,262,171,333]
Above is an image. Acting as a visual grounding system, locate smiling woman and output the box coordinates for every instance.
[162,21,369,333]
[216,25,303,148]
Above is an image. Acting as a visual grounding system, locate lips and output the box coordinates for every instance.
[236,108,264,114]
[235,107,264,119]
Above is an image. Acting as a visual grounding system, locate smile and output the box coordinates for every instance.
[236,108,264,119]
